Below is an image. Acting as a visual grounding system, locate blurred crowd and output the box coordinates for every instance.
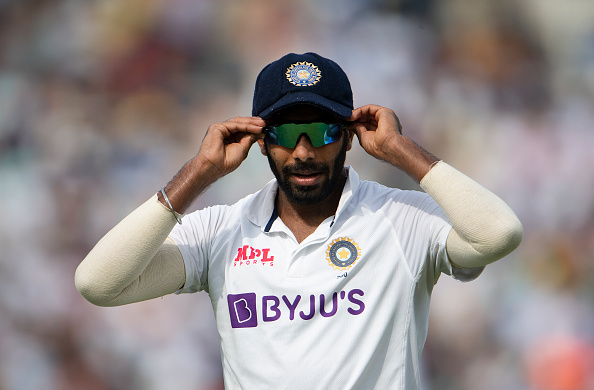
[1,0,593,389]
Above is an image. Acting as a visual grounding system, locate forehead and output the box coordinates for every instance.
[268,105,339,124]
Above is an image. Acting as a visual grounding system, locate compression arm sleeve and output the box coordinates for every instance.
[420,161,523,268]
[75,195,186,307]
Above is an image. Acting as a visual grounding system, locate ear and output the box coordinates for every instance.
[346,130,355,151]
[257,138,268,156]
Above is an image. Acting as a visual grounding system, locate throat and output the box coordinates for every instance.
[275,179,344,243]
[280,210,334,243]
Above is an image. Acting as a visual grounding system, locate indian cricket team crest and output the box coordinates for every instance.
[286,61,321,86]
[326,237,361,271]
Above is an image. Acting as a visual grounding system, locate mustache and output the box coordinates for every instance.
[282,161,329,175]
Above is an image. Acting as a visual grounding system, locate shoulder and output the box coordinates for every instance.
[355,179,433,210]
[348,180,447,230]
[183,180,276,229]
[185,192,254,224]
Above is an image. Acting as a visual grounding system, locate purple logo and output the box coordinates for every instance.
[227,289,365,329]
[227,293,258,328]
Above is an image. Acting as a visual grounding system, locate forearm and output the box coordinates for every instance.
[75,195,185,306]
[420,161,523,268]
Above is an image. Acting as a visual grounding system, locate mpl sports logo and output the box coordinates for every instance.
[227,289,365,329]
[234,245,274,267]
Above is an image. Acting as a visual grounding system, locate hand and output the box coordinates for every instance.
[348,104,438,182]
[197,116,266,179]
[348,104,403,163]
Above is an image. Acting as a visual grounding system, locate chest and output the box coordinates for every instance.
[206,212,415,313]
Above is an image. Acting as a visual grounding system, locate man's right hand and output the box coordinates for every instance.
[160,116,265,214]
[197,116,266,179]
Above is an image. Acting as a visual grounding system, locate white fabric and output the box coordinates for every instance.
[420,161,523,268]
[75,195,185,306]
[169,167,476,390]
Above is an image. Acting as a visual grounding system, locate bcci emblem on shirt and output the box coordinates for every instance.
[326,237,361,271]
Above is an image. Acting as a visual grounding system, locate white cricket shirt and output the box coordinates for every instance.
[169,167,482,390]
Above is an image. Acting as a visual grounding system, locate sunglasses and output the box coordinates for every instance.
[263,122,344,148]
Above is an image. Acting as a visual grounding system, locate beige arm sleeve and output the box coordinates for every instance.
[420,161,523,268]
[75,195,186,307]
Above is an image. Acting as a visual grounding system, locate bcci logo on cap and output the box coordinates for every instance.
[286,61,321,87]
[326,237,361,271]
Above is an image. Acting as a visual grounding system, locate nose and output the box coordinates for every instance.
[292,134,316,161]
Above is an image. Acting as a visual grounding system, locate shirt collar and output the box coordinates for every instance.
[244,166,360,231]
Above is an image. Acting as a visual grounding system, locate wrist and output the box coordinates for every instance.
[160,156,222,214]
[159,187,183,224]
[383,136,439,182]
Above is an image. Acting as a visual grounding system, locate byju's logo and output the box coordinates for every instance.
[226,289,365,329]
[227,293,258,328]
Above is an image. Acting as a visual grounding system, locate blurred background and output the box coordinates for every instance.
[1,0,593,389]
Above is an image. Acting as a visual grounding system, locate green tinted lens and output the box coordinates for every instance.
[265,123,342,148]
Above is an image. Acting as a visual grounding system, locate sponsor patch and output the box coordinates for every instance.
[233,244,274,267]
[227,289,365,328]
[228,293,258,328]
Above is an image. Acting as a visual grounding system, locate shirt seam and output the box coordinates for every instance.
[400,271,423,390]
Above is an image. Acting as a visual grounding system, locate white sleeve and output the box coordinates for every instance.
[420,161,523,269]
[75,195,186,306]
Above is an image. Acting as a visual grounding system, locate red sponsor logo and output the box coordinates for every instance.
[234,245,274,267]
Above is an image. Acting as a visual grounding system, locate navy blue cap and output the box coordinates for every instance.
[252,52,353,120]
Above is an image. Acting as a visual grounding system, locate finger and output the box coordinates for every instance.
[225,133,264,168]
[222,117,266,134]
[347,115,378,133]
[348,107,361,122]
[203,120,262,147]
[355,104,383,117]
[206,122,263,144]
[348,122,372,141]
[374,108,402,134]
[239,132,265,148]
[224,130,264,145]
[349,106,372,122]
[225,116,267,126]
[349,104,384,125]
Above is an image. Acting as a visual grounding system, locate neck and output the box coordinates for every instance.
[276,170,347,241]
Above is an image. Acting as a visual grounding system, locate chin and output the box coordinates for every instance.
[277,177,326,204]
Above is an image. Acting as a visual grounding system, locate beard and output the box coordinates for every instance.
[266,135,348,205]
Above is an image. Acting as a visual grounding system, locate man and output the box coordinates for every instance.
[76,52,523,389]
